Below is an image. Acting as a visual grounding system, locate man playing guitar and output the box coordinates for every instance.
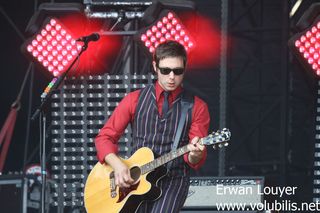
[94,40,210,213]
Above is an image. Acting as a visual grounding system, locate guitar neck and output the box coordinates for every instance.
[139,129,230,175]
[140,141,200,175]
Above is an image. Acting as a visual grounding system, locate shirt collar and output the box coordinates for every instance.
[155,81,183,102]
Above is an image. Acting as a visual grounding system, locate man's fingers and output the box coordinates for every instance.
[188,143,198,152]
[188,136,205,159]
[189,136,205,152]
[124,175,134,183]
[196,143,205,151]
[115,170,134,188]
[118,177,131,188]
[120,182,131,188]
[191,136,200,144]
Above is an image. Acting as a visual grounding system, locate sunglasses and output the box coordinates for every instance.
[157,67,185,75]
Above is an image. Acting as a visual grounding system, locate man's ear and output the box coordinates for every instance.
[152,61,157,74]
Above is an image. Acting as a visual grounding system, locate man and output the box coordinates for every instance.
[95,40,210,212]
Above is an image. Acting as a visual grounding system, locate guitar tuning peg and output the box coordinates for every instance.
[218,144,223,148]
[224,143,229,147]
[212,145,216,150]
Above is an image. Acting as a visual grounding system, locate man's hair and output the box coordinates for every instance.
[153,40,187,67]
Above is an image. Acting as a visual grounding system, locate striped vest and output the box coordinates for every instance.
[131,85,193,177]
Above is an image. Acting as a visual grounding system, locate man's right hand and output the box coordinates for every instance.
[104,153,134,188]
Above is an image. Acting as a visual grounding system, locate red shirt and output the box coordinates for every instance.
[95,81,210,170]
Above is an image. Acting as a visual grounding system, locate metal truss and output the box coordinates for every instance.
[226,0,290,183]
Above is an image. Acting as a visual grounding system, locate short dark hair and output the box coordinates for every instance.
[153,40,187,67]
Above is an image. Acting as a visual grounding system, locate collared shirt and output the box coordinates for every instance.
[95,81,210,170]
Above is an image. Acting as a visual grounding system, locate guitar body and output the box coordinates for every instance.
[84,129,231,213]
[84,147,167,213]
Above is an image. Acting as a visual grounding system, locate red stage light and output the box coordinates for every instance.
[289,19,320,76]
[138,11,196,54]
[22,18,83,77]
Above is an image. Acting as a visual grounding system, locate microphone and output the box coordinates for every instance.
[76,33,100,43]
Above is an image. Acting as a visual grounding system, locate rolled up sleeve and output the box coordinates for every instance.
[183,96,210,170]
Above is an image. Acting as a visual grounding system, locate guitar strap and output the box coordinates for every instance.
[167,91,194,169]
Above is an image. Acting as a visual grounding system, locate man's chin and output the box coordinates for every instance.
[166,86,176,91]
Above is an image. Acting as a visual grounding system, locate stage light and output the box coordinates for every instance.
[25,3,84,36]
[137,10,196,54]
[288,3,320,76]
[22,18,83,77]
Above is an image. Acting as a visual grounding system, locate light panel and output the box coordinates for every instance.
[138,11,196,54]
[22,18,83,76]
[293,21,320,76]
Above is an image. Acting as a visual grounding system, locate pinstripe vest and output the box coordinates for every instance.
[131,84,192,177]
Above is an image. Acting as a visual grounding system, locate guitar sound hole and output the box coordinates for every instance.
[130,166,141,182]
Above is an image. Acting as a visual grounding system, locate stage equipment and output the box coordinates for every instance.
[287,2,320,202]
[182,176,264,210]
[0,104,18,173]
[25,3,84,36]
[83,0,195,20]
[315,81,320,202]
[134,0,196,55]
[21,18,84,77]
[0,175,28,213]
[29,26,99,213]
[23,2,114,75]
[84,0,196,54]
[0,174,51,213]
[50,73,155,211]
[136,10,196,54]
[288,3,320,76]
[0,63,34,174]
[83,0,150,19]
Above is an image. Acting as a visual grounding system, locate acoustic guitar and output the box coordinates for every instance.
[84,128,231,213]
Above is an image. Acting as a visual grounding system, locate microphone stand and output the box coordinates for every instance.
[31,40,91,213]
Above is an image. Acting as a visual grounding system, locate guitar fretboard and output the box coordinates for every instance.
[140,145,190,174]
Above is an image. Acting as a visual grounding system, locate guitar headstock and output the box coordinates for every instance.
[201,128,231,149]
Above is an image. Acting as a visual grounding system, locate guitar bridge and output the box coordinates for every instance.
[110,172,117,198]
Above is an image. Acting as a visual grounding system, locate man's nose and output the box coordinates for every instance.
[168,71,175,79]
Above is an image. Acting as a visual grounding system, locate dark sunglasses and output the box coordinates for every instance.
[157,67,185,75]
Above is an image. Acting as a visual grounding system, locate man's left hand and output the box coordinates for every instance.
[187,136,205,164]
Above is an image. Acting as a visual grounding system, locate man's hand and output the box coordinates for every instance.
[105,153,134,188]
[113,161,135,188]
[187,136,205,164]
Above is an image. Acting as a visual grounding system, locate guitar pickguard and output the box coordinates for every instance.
[117,181,140,203]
